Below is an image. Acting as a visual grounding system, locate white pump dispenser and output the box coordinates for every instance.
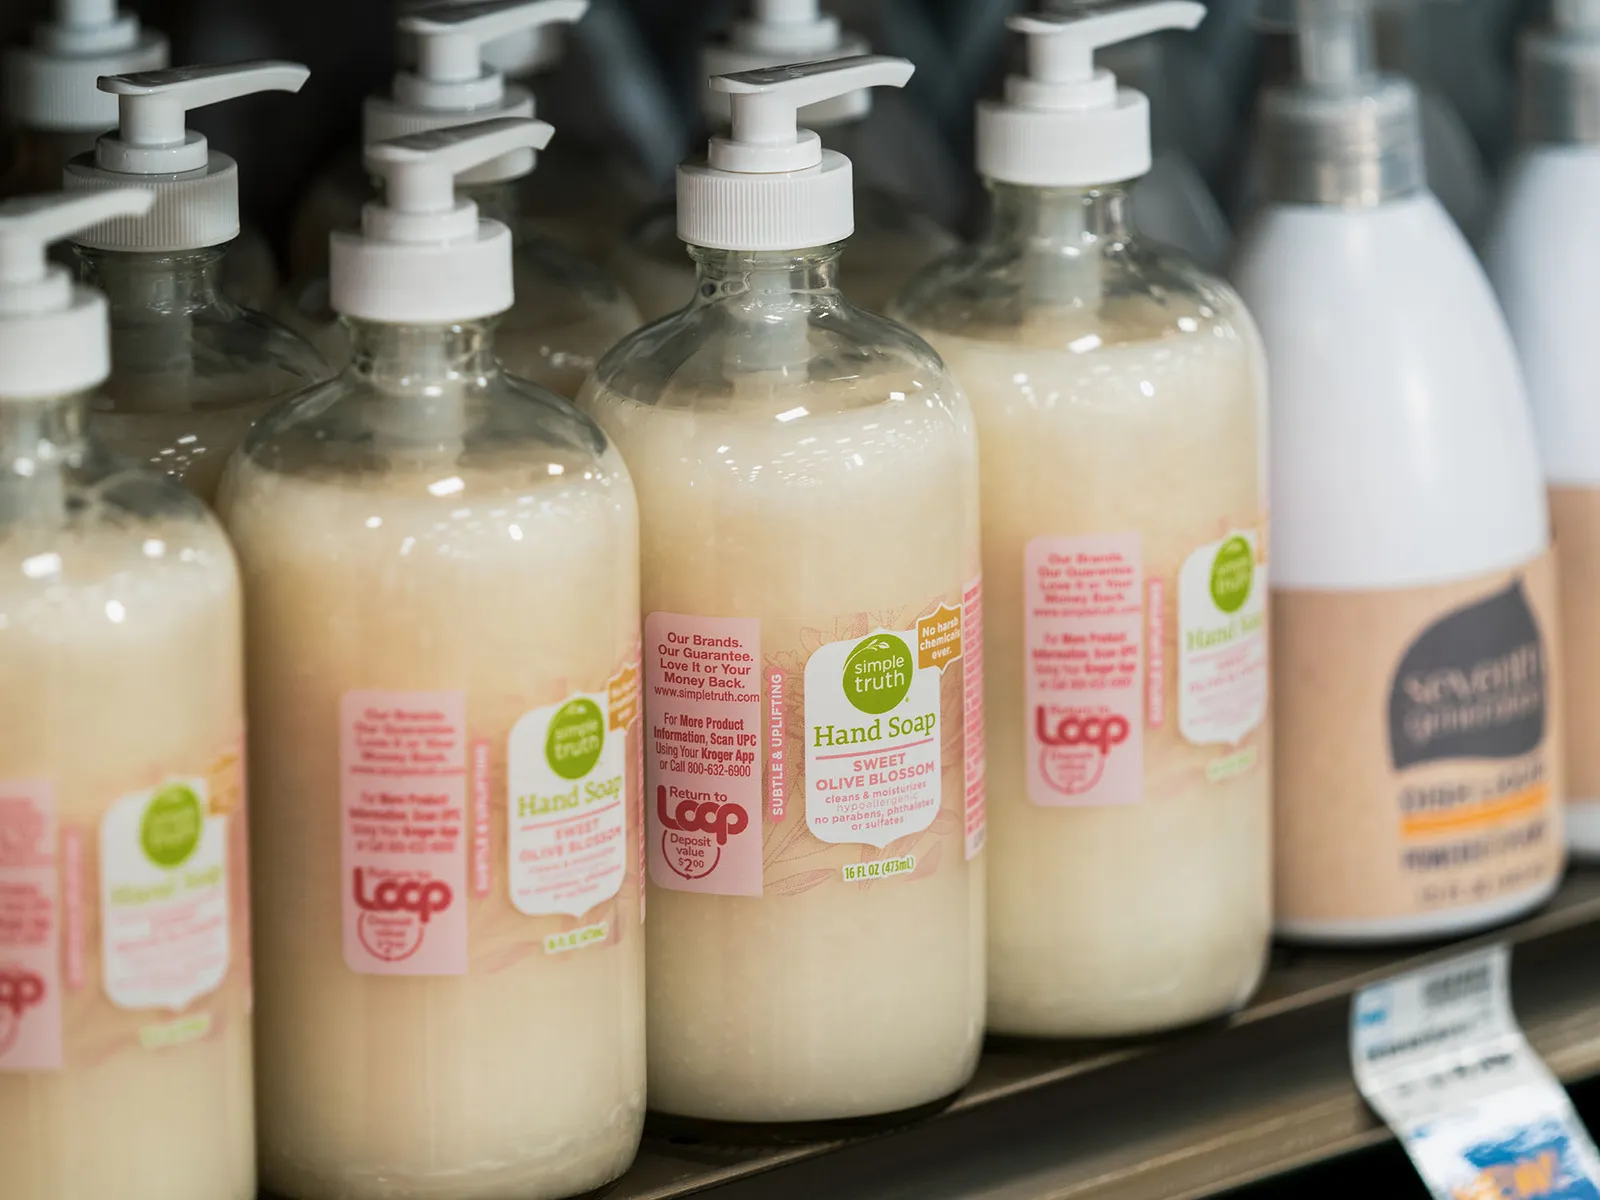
[701,0,870,125]
[678,56,913,252]
[62,61,310,251]
[3,0,168,132]
[0,190,151,397]
[333,117,554,325]
[367,0,587,185]
[978,2,1204,188]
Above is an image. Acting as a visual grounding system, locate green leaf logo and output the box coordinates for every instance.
[1210,536,1254,615]
[140,784,203,869]
[546,698,605,780]
[842,634,914,715]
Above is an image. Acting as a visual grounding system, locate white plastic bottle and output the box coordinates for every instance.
[581,57,985,1126]
[0,190,253,1200]
[59,62,328,504]
[223,120,644,1200]
[1486,0,1600,860]
[278,0,639,396]
[894,2,1271,1038]
[1234,0,1564,943]
[612,0,957,321]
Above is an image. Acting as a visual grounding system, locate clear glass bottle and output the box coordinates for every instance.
[76,245,326,504]
[225,314,645,1199]
[281,177,639,398]
[896,178,1271,1037]
[617,120,955,324]
[582,236,984,1124]
[0,397,253,1200]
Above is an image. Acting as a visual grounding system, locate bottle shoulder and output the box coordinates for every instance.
[896,233,1254,353]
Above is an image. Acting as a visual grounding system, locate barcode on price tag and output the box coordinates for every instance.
[1351,945,1600,1200]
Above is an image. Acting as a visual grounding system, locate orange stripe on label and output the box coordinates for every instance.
[1402,784,1551,838]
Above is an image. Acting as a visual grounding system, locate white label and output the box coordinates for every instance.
[99,778,230,1012]
[1352,946,1600,1200]
[507,691,628,919]
[1178,529,1268,747]
[805,628,942,848]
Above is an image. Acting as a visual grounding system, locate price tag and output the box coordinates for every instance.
[1351,945,1600,1200]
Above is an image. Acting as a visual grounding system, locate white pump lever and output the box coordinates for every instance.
[0,190,151,314]
[366,116,554,222]
[96,61,310,174]
[1007,3,1203,109]
[402,0,588,82]
[709,55,913,173]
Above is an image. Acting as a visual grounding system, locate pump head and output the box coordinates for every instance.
[1259,0,1424,206]
[0,190,152,398]
[332,117,554,325]
[1521,0,1600,146]
[701,0,870,126]
[368,0,587,185]
[678,56,912,252]
[976,2,1204,188]
[2,0,169,133]
[59,61,310,253]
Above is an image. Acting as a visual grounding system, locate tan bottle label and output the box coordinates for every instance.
[1274,551,1564,925]
[1551,489,1600,803]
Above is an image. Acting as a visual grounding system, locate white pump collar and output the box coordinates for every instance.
[678,56,912,252]
[332,117,554,325]
[61,61,310,252]
[976,2,1204,188]
[2,0,168,133]
[0,190,152,399]
[367,0,588,186]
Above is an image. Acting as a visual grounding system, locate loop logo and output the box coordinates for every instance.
[1036,706,1132,797]
[657,784,750,880]
[352,868,454,963]
[0,967,45,1057]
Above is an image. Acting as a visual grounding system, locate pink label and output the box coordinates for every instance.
[962,577,987,859]
[61,827,84,991]
[0,782,62,1071]
[1025,535,1145,806]
[768,668,787,822]
[644,613,763,896]
[1147,578,1166,730]
[340,692,469,975]
[471,739,492,899]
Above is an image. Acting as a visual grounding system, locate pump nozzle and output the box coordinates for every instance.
[978,2,1203,188]
[334,117,552,324]
[679,56,912,251]
[94,62,310,174]
[1292,0,1375,89]
[702,0,868,125]
[370,0,585,183]
[0,189,152,397]
[2,0,168,133]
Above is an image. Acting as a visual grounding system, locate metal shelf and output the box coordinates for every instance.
[611,872,1600,1200]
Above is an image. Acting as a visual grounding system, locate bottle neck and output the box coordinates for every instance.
[344,319,499,448]
[0,391,89,528]
[984,182,1133,307]
[688,244,843,375]
[75,244,235,318]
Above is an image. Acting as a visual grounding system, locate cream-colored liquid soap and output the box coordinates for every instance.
[895,2,1270,1039]
[581,58,985,1126]
[277,0,638,397]
[61,62,328,503]
[613,0,957,322]
[0,191,253,1200]
[221,120,644,1200]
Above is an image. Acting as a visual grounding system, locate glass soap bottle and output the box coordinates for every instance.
[0,191,253,1200]
[61,61,328,504]
[278,0,639,397]
[582,58,985,1127]
[895,2,1272,1039]
[222,120,644,1200]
